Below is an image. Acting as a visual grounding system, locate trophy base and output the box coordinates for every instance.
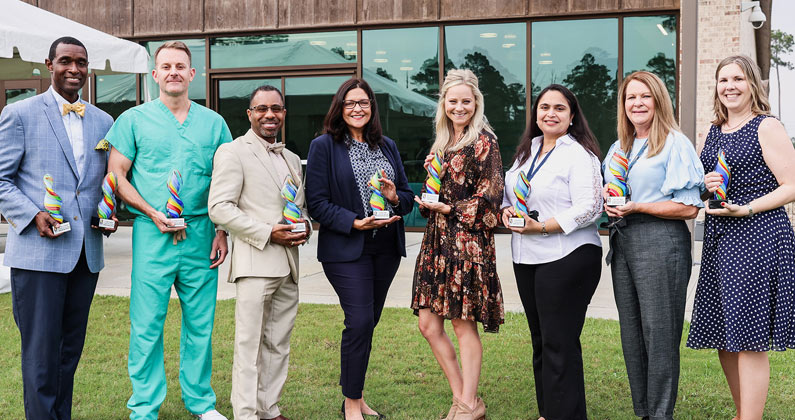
[606,196,628,207]
[373,210,390,220]
[91,216,117,230]
[708,199,729,209]
[421,193,439,203]
[52,222,71,235]
[290,222,306,233]
[168,218,185,227]
[508,217,525,228]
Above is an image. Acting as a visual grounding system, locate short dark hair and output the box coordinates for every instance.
[322,78,383,149]
[154,41,192,66]
[48,37,87,62]
[249,85,284,106]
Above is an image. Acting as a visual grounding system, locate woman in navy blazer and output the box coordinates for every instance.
[305,78,414,420]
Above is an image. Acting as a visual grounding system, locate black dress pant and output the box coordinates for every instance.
[322,252,401,399]
[10,248,98,420]
[513,244,602,420]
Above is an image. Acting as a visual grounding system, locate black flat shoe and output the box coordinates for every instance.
[340,400,386,420]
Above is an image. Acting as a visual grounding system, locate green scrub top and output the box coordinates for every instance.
[106,99,232,217]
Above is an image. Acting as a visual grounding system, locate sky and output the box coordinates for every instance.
[768,1,794,134]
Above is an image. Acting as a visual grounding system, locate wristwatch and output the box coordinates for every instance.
[747,204,754,217]
[541,221,549,237]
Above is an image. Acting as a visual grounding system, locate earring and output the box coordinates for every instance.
[570,122,573,126]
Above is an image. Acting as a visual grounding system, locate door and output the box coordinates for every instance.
[0,79,49,109]
[212,72,352,159]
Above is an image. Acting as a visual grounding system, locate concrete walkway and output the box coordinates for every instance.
[95,227,701,321]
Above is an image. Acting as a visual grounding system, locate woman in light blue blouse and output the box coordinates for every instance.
[602,71,704,420]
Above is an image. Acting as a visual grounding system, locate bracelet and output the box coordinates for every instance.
[541,221,549,237]
[747,204,754,217]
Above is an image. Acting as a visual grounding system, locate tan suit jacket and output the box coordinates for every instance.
[208,129,307,283]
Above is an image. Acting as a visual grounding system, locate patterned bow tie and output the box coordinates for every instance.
[62,103,85,117]
[266,141,285,154]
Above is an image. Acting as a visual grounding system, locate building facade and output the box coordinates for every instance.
[3,0,769,226]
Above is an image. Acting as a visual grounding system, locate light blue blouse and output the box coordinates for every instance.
[602,130,705,207]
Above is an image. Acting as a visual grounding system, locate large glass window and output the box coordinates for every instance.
[363,27,439,227]
[96,73,137,119]
[532,19,618,156]
[445,23,526,168]
[210,31,357,69]
[143,39,206,103]
[5,88,36,105]
[624,15,678,104]
[285,75,351,159]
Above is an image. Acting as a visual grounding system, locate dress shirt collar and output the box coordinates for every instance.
[49,85,83,107]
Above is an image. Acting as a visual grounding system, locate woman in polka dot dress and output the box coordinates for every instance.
[687,55,795,420]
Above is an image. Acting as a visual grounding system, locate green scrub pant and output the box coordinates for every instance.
[126,215,218,420]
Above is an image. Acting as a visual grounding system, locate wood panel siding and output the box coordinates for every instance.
[570,0,621,13]
[205,0,278,32]
[133,0,204,36]
[37,0,133,37]
[278,0,356,28]
[621,0,678,10]
[359,0,438,23]
[440,0,527,19]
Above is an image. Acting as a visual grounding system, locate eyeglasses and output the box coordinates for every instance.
[249,104,285,113]
[343,99,371,109]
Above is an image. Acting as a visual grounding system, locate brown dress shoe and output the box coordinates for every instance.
[261,415,290,420]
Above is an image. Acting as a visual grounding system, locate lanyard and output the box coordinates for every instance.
[525,144,556,182]
[624,140,649,181]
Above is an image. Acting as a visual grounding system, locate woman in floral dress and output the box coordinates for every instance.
[412,69,504,420]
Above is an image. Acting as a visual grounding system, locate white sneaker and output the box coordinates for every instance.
[196,409,228,420]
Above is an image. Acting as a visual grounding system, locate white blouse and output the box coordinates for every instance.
[501,134,603,265]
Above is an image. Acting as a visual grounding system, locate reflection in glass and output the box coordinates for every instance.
[532,19,618,156]
[217,78,280,139]
[210,32,356,69]
[445,23,526,169]
[96,73,137,119]
[363,27,439,227]
[285,75,350,159]
[624,15,677,105]
[143,39,206,103]
[5,88,36,105]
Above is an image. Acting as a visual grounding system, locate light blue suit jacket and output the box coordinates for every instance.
[0,92,113,273]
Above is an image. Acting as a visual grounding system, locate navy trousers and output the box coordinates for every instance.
[322,252,401,399]
[10,247,98,420]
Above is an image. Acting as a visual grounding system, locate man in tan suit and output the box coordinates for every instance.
[208,85,308,420]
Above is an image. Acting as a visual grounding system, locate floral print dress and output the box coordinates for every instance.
[411,131,505,332]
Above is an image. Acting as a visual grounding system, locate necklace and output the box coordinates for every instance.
[723,112,754,132]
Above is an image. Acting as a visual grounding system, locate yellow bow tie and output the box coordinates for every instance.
[62,103,85,117]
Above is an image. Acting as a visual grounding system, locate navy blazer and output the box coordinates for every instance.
[306,133,415,263]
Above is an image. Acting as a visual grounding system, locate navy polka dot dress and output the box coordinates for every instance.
[687,115,795,352]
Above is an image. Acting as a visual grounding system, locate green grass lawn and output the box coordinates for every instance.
[1,294,794,419]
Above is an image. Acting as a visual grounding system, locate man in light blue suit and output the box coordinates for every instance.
[0,37,115,420]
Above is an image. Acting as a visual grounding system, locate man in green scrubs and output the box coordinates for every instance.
[106,41,232,420]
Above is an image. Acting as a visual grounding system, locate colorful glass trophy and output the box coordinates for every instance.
[43,174,71,234]
[281,176,306,232]
[91,172,118,230]
[709,149,731,209]
[368,170,390,220]
[606,149,630,207]
[509,171,539,227]
[165,169,185,227]
[421,151,443,203]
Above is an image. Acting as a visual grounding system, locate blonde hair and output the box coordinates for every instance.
[430,69,494,154]
[711,55,771,126]
[154,41,192,66]
[617,71,678,158]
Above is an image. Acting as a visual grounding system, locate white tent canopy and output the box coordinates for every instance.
[0,0,149,80]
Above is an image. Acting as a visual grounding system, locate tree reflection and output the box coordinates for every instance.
[561,53,616,156]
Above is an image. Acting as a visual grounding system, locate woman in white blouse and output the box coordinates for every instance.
[501,84,603,420]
